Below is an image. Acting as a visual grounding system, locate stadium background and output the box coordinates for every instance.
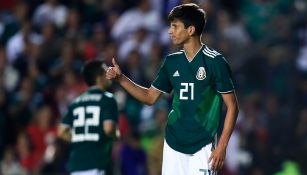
[0,0,306,174]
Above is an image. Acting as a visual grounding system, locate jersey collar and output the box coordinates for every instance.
[183,43,204,63]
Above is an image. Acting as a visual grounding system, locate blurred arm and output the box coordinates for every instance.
[218,92,239,149]
[57,125,71,142]
[106,58,162,105]
[103,120,118,139]
[118,75,162,105]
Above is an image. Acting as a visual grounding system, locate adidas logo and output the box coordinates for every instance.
[173,70,180,77]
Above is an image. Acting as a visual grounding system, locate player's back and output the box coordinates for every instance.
[63,87,118,172]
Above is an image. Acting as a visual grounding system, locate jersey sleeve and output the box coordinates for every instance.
[102,97,119,122]
[61,105,73,128]
[152,58,172,93]
[211,55,235,93]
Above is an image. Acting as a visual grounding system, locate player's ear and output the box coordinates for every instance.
[188,26,196,36]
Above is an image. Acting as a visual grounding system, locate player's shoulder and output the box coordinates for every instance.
[70,89,115,105]
[102,91,117,105]
[103,91,115,99]
[164,50,184,66]
[70,92,87,105]
[202,45,223,59]
[202,45,229,64]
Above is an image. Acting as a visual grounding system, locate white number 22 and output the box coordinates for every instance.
[180,83,194,100]
[72,106,100,142]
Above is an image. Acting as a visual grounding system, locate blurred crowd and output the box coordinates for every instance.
[0,0,306,175]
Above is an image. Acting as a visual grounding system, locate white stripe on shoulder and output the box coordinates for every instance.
[151,85,169,94]
[168,51,183,56]
[204,46,216,53]
[203,46,221,57]
[205,47,220,56]
[202,50,215,58]
[204,48,218,57]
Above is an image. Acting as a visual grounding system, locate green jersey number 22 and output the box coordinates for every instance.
[72,106,100,142]
[180,83,194,100]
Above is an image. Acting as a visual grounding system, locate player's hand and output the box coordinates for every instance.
[106,58,122,81]
[208,146,226,172]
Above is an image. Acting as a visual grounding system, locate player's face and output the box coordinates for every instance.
[168,20,190,45]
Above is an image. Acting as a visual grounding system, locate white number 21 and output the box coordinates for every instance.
[180,83,194,100]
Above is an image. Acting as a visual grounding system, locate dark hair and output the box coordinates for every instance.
[168,3,206,36]
[81,59,105,86]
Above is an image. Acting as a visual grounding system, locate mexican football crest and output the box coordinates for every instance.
[196,67,206,80]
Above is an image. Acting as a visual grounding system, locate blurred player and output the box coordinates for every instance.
[106,3,239,175]
[58,60,118,175]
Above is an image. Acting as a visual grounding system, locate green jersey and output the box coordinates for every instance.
[152,45,234,154]
[61,87,118,172]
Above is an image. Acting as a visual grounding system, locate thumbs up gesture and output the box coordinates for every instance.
[106,58,122,81]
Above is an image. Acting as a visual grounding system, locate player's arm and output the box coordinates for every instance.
[209,92,239,171]
[117,75,162,105]
[218,92,238,149]
[103,120,119,139]
[106,58,162,105]
[57,124,71,142]
[103,97,120,140]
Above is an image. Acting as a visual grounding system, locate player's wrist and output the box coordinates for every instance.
[115,72,124,82]
[216,142,228,151]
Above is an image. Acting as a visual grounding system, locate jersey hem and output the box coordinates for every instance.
[165,133,213,154]
[217,89,234,94]
[103,119,116,123]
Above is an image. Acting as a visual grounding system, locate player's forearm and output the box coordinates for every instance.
[57,126,71,142]
[217,103,238,150]
[61,133,71,142]
[118,74,155,105]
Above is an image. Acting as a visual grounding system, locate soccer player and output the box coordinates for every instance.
[106,3,239,175]
[58,60,119,175]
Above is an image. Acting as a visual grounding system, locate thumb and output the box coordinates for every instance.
[112,58,119,67]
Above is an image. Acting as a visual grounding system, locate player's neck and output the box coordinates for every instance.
[183,38,202,61]
[91,84,104,91]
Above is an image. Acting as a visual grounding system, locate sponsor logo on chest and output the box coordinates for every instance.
[196,67,206,80]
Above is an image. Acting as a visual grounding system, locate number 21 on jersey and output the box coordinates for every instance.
[180,83,194,100]
[72,106,100,142]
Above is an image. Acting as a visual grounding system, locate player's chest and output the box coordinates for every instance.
[168,58,213,93]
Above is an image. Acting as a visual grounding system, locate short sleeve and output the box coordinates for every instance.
[211,56,235,93]
[102,97,119,122]
[61,105,73,128]
[152,58,172,93]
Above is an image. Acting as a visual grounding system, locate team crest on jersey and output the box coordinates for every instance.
[196,67,206,80]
